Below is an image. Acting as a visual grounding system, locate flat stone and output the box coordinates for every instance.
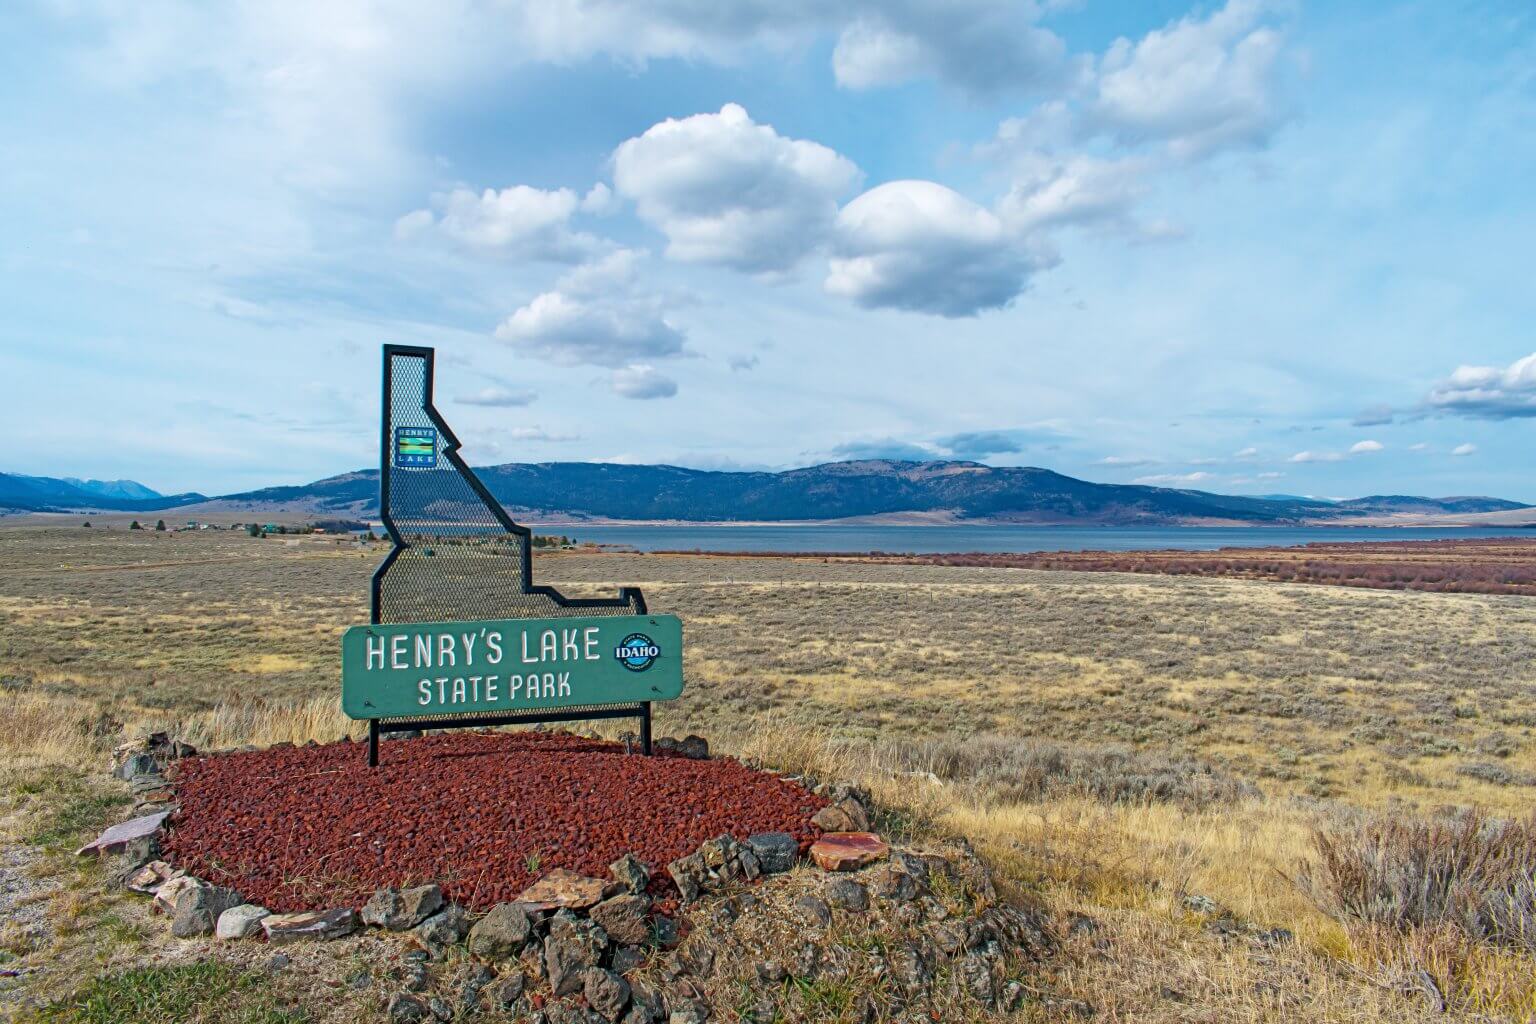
[216,904,271,940]
[75,810,170,857]
[262,908,360,945]
[590,894,652,946]
[746,832,799,874]
[516,868,617,912]
[809,832,888,872]
[362,884,444,931]
[467,902,532,960]
[125,860,179,895]
[153,874,201,914]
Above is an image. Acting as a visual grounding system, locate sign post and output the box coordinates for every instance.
[344,345,682,765]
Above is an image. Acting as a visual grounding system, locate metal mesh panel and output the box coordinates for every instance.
[374,349,642,627]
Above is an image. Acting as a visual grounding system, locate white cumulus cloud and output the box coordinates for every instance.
[1090,0,1287,160]
[1289,450,1345,463]
[612,103,860,273]
[1425,353,1536,418]
[827,180,1050,317]
[1451,442,1478,457]
[1349,439,1384,454]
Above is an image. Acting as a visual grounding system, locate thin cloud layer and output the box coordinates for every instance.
[493,252,686,369]
[609,364,678,400]
[831,0,1066,94]
[456,386,537,408]
[396,185,602,261]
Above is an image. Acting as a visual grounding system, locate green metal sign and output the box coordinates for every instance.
[341,613,683,721]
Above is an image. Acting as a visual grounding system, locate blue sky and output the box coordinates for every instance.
[2,0,1533,499]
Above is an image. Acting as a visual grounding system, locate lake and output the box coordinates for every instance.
[547,524,1531,555]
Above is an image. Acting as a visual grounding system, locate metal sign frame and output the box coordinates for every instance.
[362,344,664,765]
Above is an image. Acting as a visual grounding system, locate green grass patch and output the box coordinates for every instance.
[27,788,132,848]
[34,961,307,1024]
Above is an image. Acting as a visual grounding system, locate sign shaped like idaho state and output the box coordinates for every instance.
[341,613,683,720]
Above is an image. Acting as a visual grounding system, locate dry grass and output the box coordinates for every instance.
[2,527,1536,1020]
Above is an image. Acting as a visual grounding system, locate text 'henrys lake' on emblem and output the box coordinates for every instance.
[392,426,438,469]
[340,613,683,720]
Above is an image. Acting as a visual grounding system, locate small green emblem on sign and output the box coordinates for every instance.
[341,613,683,720]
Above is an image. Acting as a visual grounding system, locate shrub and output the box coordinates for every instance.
[870,733,1257,810]
[155,520,166,531]
[1297,809,1536,953]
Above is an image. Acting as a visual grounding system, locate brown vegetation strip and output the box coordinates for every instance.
[163,731,825,913]
[661,537,1536,595]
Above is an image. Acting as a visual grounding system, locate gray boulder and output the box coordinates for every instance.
[666,853,707,904]
[793,895,831,930]
[215,903,270,940]
[610,853,651,895]
[363,884,444,931]
[387,993,430,1024]
[170,882,243,938]
[482,971,525,1012]
[585,967,632,1022]
[668,998,708,1024]
[467,902,531,960]
[824,878,868,912]
[745,833,798,874]
[590,894,652,946]
[415,903,470,948]
[544,911,609,996]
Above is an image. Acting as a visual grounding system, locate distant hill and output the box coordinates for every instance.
[59,477,162,501]
[0,473,205,513]
[182,459,1531,527]
[1332,495,1529,515]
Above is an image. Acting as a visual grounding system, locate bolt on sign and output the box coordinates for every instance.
[342,345,684,765]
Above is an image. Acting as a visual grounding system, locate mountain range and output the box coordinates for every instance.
[0,473,206,513]
[6,460,1524,527]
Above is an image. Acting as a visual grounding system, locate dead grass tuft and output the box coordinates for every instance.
[1299,809,1536,953]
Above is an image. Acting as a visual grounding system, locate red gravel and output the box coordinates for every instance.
[163,732,826,913]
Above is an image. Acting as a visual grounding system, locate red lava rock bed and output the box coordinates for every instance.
[163,731,826,913]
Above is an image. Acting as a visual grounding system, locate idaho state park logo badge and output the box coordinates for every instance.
[614,633,661,672]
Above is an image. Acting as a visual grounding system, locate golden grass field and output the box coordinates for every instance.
[3,524,1536,1022]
